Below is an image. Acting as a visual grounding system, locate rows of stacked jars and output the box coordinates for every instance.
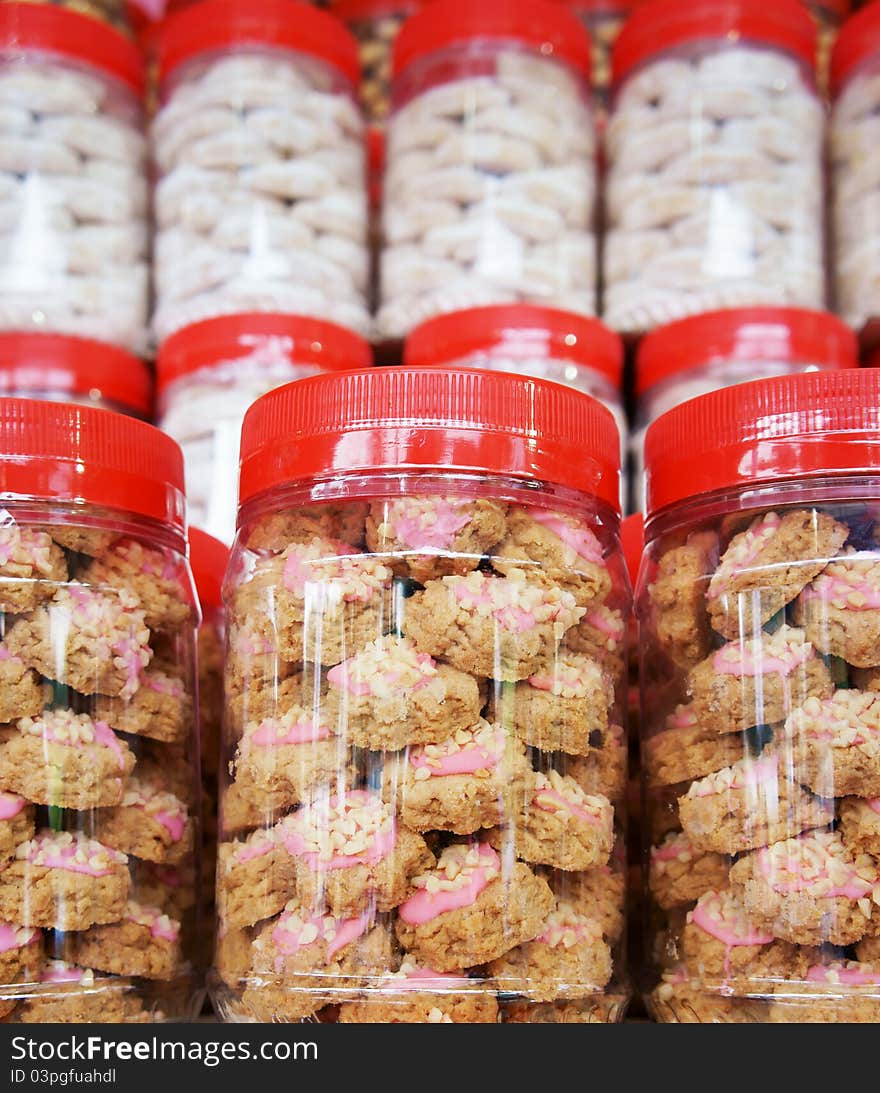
[640,370,880,1023]
[211,369,630,1024]
[0,400,201,1023]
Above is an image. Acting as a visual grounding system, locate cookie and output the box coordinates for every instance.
[0,794,34,864]
[647,531,718,668]
[70,901,182,981]
[0,525,67,614]
[784,690,880,799]
[338,960,500,1024]
[794,549,880,668]
[94,775,192,865]
[645,704,746,787]
[649,831,731,910]
[80,537,193,632]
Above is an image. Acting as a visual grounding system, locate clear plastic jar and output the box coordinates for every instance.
[564,1,632,106]
[212,367,630,1023]
[605,0,825,335]
[630,308,858,513]
[0,399,201,1022]
[152,0,370,344]
[0,3,148,354]
[0,331,152,419]
[639,369,880,1023]
[158,314,373,546]
[376,0,597,340]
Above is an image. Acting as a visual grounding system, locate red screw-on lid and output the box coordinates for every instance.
[0,333,153,418]
[620,512,644,589]
[392,0,593,79]
[0,398,185,531]
[830,1,880,97]
[332,0,422,20]
[188,527,229,609]
[612,0,817,87]
[157,314,373,392]
[158,0,361,87]
[240,367,621,513]
[814,0,850,19]
[636,308,857,398]
[559,1,637,14]
[644,369,880,517]
[0,2,144,95]
[404,306,624,388]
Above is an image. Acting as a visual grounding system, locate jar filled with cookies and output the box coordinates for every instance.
[152,0,370,345]
[640,369,880,1023]
[212,367,630,1023]
[0,399,201,1022]
[605,0,825,335]
[376,0,597,341]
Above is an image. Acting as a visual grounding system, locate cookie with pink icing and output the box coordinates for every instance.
[338,958,500,1024]
[225,618,297,706]
[0,830,130,931]
[245,503,369,554]
[648,530,719,670]
[0,709,135,810]
[70,900,182,981]
[93,668,192,746]
[784,690,880,799]
[95,774,193,866]
[0,643,45,725]
[687,625,833,735]
[650,965,767,1023]
[768,960,880,1023]
[678,749,833,856]
[221,778,290,839]
[730,829,880,946]
[0,792,34,864]
[0,525,67,615]
[494,506,612,608]
[706,509,848,641]
[487,770,615,872]
[564,602,626,679]
[544,865,626,945]
[216,826,297,931]
[490,650,613,756]
[840,795,880,861]
[388,718,531,835]
[366,496,507,583]
[794,548,880,668]
[395,842,554,971]
[649,830,731,910]
[81,537,195,633]
[566,723,627,800]
[645,703,745,787]
[322,635,484,751]
[4,583,152,701]
[0,921,42,1018]
[404,569,584,682]
[132,860,196,922]
[43,526,116,557]
[16,960,153,1024]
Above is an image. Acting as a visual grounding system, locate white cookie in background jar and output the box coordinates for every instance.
[152,0,371,345]
[604,0,826,336]
[0,4,148,354]
[376,0,598,341]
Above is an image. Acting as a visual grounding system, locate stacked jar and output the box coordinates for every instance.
[152,0,370,343]
[564,1,633,106]
[640,369,880,1023]
[212,367,630,1023]
[630,308,858,513]
[0,4,148,354]
[605,0,825,334]
[376,0,598,340]
[157,314,373,546]
[0,399,200,1022]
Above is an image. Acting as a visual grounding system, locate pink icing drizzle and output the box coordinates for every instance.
[0,923,39,952]
[0,645,19,664]
[41,963,89,984]
[708,513,782,602]
[534,787,599,825]
[530,509,604,564]
[146,674,184,699]
[391,500,470,550]
[93,721,126,770]
[398,845,499,926]
[757,846,873,900]
[869,799,880,817]
[691,902,774,948]
[807,963,880,986]
[583,609,624,639]
[282,541,384,603]
[409,733,503,777]
[235,836,276,864]
[272,912,368,964]
[28,840,118,877]
[280,792,398,872]
[249,718,330,747]
[394,967,471,989]
[453,578,537,633]
[327,652,435,697]
[154,809,185,843]
[712,644,811,678]
[0,792,25,820]
[651,834,693,863]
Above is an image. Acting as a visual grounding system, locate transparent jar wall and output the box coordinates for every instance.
[0,387,148,420]
[571,5,630,108]
[198,602,225,970]
[348,8,411,126]
[0,51,148,354]
[159,359,326,546]
[211,477,629,1023]
[604,41,826,335]
[805,1,844,96]
[152,45,370,344]
[639,479,880,1023]
[0,503,201,1022]
[377,43,597,340]
[832,52,880,332]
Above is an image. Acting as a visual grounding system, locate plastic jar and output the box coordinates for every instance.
[639,368,880,1023]
[212,367,630,1024]
[376,0,597,341]
[630,308,858,513]
[0,4,148,354]
[565,1,633,105]
[152,0,370,345]
[0,399,201,1022]
[158,314,374,546]
[605,0,825,335]
[806,0,849,95]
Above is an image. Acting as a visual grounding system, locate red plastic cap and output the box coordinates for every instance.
[612,0,817,86]
[831,1,880,97]
[620,512,644,590]
[404,306,623,387]
[0,399,185,531]
[157,313,373,391]
[636,307,857,397]
[559,1,639,13]
[644,369,880,516]
[188,527,229,609]
[240,367,621,513]
[393,0,593,78]
[0,2,144,95]
[332,0,422,20]
[158,0,361,87]
[0,333,152,417]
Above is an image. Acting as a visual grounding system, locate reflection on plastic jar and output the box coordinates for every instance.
[211,367,630,1023]
[630,308,857,513]
[157,313,373,546]
[640,369,880,1023]
[604,0,825,335]
[377,0,598,341]
[0,399,201,1022]
[152,0,370,344]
